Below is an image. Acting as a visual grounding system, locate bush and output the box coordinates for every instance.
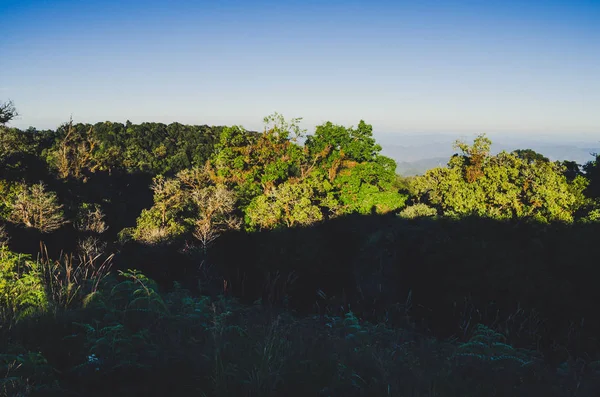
[398,203,437,219]
[0,247,48,324]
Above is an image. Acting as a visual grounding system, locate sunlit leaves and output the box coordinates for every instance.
[412,135,583,222]
[0,248,48,323]
[245,180,323,230]
[9,182,66,232]
[132,166,240,247]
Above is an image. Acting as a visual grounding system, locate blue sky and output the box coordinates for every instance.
[2,0,599,138]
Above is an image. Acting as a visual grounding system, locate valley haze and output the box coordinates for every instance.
[374,132,600,175]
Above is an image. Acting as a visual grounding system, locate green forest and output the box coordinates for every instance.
[1,99,600,396]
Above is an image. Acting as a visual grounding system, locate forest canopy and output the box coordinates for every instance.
[0,106,598,242]
[407,135,593,223]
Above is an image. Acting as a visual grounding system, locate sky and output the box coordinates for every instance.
[2,0,599,139]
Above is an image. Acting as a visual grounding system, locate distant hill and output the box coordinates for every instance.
[395,157,448,176]
[376,133,599,176]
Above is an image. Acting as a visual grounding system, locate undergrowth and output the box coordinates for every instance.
[1,247,600,396]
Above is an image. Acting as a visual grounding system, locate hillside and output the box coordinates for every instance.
[1,104,600,396]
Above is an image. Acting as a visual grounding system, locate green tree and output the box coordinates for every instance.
[512,149,549,164]
[9,182,66,232]
[583,153,600,200]
[245,179,324,230]
[304,120,406,215]
[305,120,381,173]
[412,135,582,222]
[178,167,240,249]
[45,119,99,179]
[453,134,492,183]
[131,175,186,244]
[211,115,305,207]
[131,165,240,246]
[333,156,406,214]
[0,101,29,164]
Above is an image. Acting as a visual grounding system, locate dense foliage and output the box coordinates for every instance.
[1,100,600,395]
[408,135,591,222]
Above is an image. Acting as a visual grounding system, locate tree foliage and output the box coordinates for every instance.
[411,135,585,222]
[583,153,600,201]
[0,100,18,126]
[0,247,48,324]
[246,179,324,230]
[30,119,223,178]
[75,203,108,234]
[9,182,66,232]
[46,119,99,179]
[197,115,406,231]
[132,165,240,246]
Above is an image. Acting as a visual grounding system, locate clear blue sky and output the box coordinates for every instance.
[2,0,599,138]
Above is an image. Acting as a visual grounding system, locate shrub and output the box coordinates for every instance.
[0,247,48,324]
[74,203,108,234]
[398,203,437,219]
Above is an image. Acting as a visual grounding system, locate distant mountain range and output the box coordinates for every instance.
[375,133,599,176]
[394,157,449,176]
